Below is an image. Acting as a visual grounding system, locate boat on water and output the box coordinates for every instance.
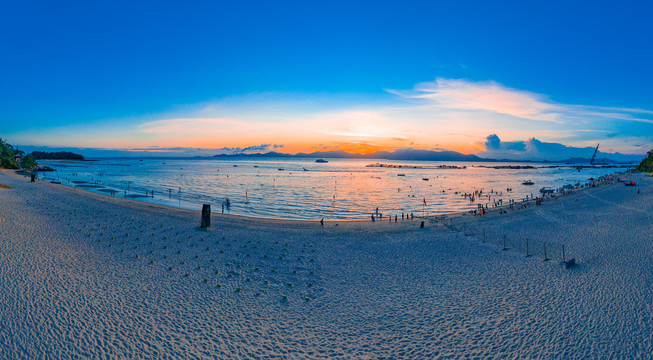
[422,178,429,181]
[315,159,328,163]
[397,174,405,177]
[522,180,535,185]
[539,187,554,194]
[278,168,284,171]
[625,181,637,186]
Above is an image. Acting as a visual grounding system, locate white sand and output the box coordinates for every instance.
[0,169,651,358]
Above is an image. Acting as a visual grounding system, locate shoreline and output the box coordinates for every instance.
[33,157,634,221]
[7,167,636,224]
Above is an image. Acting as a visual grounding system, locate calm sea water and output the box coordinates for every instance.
[38,158,631,219]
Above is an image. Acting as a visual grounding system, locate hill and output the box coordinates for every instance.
[213,149,482,161]
[29,151,85,160]
[636,150,653,172]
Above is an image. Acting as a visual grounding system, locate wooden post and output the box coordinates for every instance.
[502,234,507,251]
[525,238,530,257]
[543,242,549,261]
[200,204,211,229]
[420,221,424,228]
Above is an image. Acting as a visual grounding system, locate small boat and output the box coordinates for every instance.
[303,167,308,171]
[422,178,429,181]
[397,174,405,177]
[540,187,554,194]
[625,181,637,186]
[315,159,328,163]
[522,180,534,185]
[278,168,284,171]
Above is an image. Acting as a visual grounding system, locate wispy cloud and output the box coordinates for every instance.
[389,78,564,122]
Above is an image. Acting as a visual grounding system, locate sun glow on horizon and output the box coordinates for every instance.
[7,78,651,159]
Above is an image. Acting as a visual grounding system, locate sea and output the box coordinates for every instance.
[37,157,634,220]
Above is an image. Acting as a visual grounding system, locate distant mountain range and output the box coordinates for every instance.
[211,149,638,164]
[212,149,482,161]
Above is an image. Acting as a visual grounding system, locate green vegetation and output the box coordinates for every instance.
[30,151,84,160]
[1,139,83,170]
[0,138,22,169]
[636,150,653,173]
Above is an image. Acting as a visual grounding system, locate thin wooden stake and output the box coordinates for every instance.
[543,242,549,261]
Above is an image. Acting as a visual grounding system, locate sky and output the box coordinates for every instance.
[1,0,652,160]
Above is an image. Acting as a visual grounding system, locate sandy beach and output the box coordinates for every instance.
[0,169,651,358]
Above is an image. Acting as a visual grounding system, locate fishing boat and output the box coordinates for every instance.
[315,159,328,163]
[422,178,429,181]
[539,187,554,195]
[397,174,405,177]
[522,180,535,185]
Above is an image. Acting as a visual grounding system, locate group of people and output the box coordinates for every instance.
[371,207,414,222]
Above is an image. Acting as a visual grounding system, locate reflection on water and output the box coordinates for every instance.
[39,158,632,219]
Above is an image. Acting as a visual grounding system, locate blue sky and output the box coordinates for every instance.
[1,1,652,159]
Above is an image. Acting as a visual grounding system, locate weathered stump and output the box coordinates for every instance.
[200,204,211,229]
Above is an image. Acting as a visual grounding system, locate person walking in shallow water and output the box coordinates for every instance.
[320,218,324,227]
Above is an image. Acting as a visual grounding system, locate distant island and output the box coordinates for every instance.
[211,148,638,164]
[30,151,85,161]
[213,149,482,162]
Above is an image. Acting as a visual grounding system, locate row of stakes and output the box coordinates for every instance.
[448,220,576,269]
